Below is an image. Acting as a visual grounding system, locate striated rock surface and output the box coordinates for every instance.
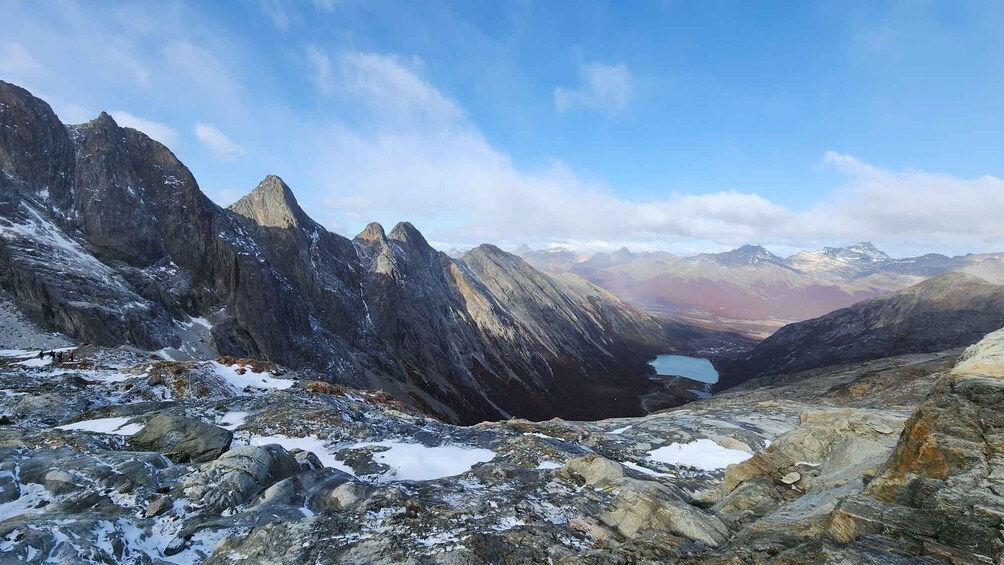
[127,413,233,463]
[829,327,1004,562]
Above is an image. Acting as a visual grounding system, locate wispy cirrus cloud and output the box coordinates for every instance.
[110,111,178,145]
[554,62,634,117]
[0,42,45,77]
[194,122,246,160]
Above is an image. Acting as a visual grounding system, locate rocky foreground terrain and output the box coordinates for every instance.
[2,324,1002,563]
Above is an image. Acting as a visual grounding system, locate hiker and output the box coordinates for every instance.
[67,350,75,362]
[37,351,44,359]
[56,351,63,363]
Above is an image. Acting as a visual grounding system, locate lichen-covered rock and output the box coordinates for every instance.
[829,327,1004,562]
[599,478,729,546]
[556,454,624,487]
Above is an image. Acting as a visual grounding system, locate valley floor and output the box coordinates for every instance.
[0,332,1000,563]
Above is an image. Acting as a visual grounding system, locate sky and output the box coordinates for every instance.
[2,0,1003,257]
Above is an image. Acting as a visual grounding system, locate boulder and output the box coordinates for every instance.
[144,495,173,517]
[128,413,232,463]
[599,478,729,546]
[183,444,301,513]
[555,454,624,488]
[555,454,728,546]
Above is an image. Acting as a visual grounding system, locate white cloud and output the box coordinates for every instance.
[3,0,999,258]
[162,41,244,115]
[106,48,151,86]
[50,101,92,124]
[0,42,45,77]
[338,51,463,123]
[554,62,634,116]
[259,0,293,32]
[308,52,1004,256]
[109,111,178,145]
[306,46,334,94]
[796,152,1004,251]
[194,122,247,159]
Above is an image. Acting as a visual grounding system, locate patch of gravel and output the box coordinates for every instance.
[0,295,74,349]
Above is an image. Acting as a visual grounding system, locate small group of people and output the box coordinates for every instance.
[36,349,75,363]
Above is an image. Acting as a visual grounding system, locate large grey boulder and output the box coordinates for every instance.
[555,454,729,547]
[183,444,302,513]
[128,413,232,463]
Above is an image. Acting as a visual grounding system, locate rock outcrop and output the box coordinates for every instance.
[128,413,233,463]
[829,327,1004,562]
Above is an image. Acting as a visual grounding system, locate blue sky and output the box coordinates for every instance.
[2,0,1003,256]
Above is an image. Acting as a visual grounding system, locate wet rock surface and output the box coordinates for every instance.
[1,329,995,563]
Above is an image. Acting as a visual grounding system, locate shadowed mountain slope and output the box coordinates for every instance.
[0,80,735,423]
[716,272,1004,389]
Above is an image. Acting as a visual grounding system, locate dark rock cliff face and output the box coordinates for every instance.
[718,272,1004,389]
[0,80,699,423]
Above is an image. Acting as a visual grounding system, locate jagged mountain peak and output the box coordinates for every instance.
[388,221,432,251]
[92,111,117,127]
[356,221,387,242]
[705,244,788,267]
[229,175,311,230]
[820,241,890,262]
[250,174,296,201]
[846,241,886,256]
[465,243,510,261]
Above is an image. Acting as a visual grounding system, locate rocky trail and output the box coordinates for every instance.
[2,325,1000,563]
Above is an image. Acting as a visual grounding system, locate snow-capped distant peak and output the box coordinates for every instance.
[814,242,890,263]
[704,244,788,267]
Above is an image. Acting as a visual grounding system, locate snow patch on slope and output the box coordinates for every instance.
[647,439,753,471]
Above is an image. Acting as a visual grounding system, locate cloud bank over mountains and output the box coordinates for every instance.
[2,1,1001,257]
[306,52,1004,256]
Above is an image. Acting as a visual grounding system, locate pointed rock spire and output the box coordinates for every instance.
[388,221,431,251]
[356,222,387,242]
[229,175,311,229]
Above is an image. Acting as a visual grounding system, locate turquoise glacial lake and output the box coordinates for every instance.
[648,355,719,384]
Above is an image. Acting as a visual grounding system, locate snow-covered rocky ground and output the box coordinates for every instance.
[0,342,964,563]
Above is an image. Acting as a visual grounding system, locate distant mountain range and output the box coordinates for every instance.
[515,242,1004,338]
[0,80,744,424]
